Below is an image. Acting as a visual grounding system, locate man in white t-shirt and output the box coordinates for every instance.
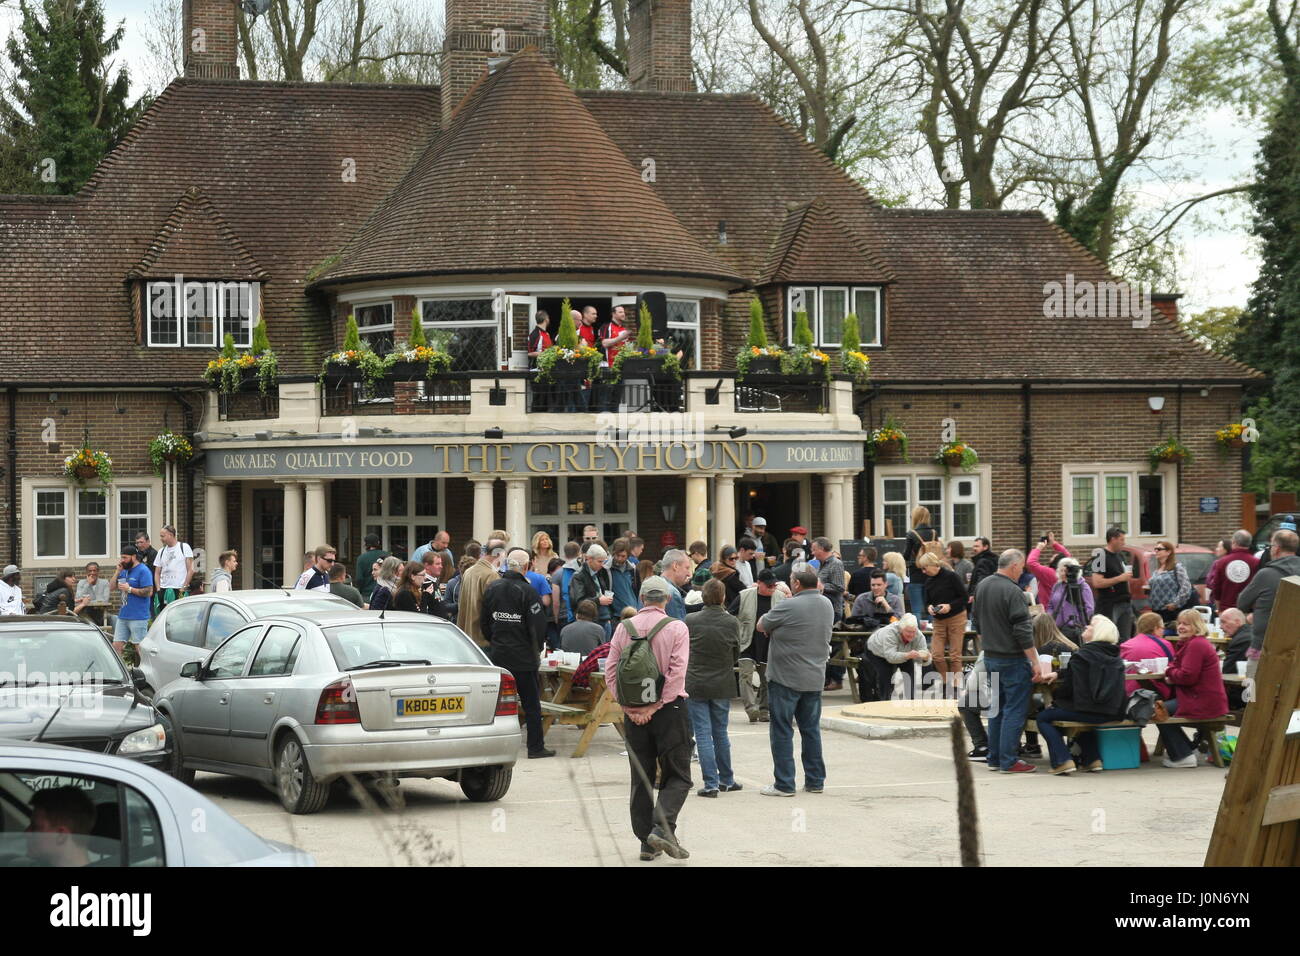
[153,524,194,617]
[0,565,25,615]
[295,545,335,592]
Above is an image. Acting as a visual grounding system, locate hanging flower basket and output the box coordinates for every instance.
[935,439,979,474]
[1215,423,1247,452]
[1148,436,1192,473]
[868,419,909,462]
[64,447,113,490]
[149,431,193,477]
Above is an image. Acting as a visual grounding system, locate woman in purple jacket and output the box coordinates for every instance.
[1157,609,1229,768]
[1046,558,1094,639]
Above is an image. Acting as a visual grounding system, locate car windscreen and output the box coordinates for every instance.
[0,629,127,686]
[1177,553,1214,585]
[323,622,486,670]
[251,599,349,619]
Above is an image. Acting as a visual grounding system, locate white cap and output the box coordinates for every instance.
[752,516,767,526]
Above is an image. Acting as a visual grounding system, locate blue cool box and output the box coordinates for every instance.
[1095,726,1142,769]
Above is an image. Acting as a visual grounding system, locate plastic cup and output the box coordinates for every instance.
[1236,661,1247,676]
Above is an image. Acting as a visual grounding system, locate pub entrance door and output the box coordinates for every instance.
[251,489,284,589]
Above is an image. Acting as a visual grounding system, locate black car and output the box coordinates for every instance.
[0,616,172,769]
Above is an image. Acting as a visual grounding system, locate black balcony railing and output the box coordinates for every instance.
[321,374,472,417]
[734,375,829,414]
[526,372,685,413]
[219,389,280,421]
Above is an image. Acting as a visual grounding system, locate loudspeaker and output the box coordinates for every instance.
[637,291,668,340]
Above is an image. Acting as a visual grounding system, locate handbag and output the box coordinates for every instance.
[1153,699,1171,723]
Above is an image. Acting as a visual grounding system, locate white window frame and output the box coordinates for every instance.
[75,489,110,561]
[419,296,497,371]
[145,280,259,348]
[34,488,69,560]
[787,285,883,348]
[354,301,395,353]
[117,487,152,556]
[1061,463,1177,548]
[528,476,637,542]
[362,477,445,558]
[873,464,991,543]
[665,298,702,369]
[24,478,161,569]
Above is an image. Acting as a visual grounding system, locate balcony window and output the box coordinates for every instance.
[355,302,395,356]
[145,280,258,348]
[787,286,882,348]
[420,299,496,371]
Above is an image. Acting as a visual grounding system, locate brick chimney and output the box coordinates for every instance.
[628,0,694,92]
[441,0,554,126]
[183,0,239,79]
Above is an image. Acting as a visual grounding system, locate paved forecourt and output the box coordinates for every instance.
[201,695,1226,867]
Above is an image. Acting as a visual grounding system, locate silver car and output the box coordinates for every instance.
[0,739,313,866]
[138,590,354,697]
[154,610,522,814]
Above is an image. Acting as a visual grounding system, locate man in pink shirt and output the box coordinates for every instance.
[604,575,692,861]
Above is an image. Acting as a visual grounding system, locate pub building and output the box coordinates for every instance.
[0,0,1259,594]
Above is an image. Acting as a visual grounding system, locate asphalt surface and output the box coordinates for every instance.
[202,696,1229,866]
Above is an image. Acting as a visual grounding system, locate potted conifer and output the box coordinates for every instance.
[321,314,386,387]
[780,310,831,381]
[536,298,602,383]
[840,312,871,384]
[384,308,453,381]
[735,297,784,380]
[610,302,682,382]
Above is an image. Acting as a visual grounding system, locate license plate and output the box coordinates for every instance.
[396,696,466,717]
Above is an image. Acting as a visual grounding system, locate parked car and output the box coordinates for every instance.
[154,610,523,814]
[1252,513,1296,551]
[1118,543,1215,612]
[137,590,353,698]
[0,739,314,866]
[0,616,171,768]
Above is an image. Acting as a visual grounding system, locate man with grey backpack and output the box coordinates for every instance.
[604,574,693,861]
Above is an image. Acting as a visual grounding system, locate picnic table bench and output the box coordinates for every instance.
[539,665,624,758]
[1023,716,1231,768]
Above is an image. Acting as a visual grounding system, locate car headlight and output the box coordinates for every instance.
[118,723,167,755]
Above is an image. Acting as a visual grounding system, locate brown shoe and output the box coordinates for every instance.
[1050,760,1076,775]
[823,681,843,692]
[1086,760,1104,773]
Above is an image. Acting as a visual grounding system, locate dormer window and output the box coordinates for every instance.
[787,286,882,348]
[145,279,259,348]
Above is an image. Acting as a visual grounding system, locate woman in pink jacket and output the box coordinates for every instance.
[1156,609,1229,768]
[1027,532,1070,605]
[1120,611,1176,700]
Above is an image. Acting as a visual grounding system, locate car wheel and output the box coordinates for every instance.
[275,734,330,814]
[459,766,512,802]
[164,716,195,786]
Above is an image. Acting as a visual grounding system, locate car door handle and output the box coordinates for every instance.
[264,693,275,704]
[219,694,230,705]
[148,647,159,655]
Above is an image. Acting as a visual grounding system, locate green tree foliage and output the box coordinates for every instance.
[555,298,580,349]
[1,0,147,194]
[747,297,768,348]
[550,0,603,88]
[1183,306,1243,357]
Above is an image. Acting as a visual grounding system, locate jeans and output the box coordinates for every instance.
[738,658,769,716]
[687,698,734,791]
[625,698,693,843]
[767,680,825,793]
[1156,696,1195,760]
[1034,707,1109,767]
[959,706,987,749]
[907,580,929,622]
[984,656,1033,770]
[511,669,546,754]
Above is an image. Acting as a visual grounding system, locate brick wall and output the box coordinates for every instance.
[861,386,1245,551]
[183,0,239,80]
[628,0,695,92]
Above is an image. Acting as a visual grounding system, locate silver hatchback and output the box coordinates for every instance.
[153,610,523,813]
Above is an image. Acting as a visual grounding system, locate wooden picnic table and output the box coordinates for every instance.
[539,664,624,758]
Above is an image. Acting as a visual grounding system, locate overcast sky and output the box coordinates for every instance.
[3,0,1263,317]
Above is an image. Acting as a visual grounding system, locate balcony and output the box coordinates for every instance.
[201,371,861,441]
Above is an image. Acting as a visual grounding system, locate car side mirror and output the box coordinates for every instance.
[131,667,147,689]
[180,661,201,680]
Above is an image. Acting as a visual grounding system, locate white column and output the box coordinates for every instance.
[823,474,845,545]
[714,475,737,552]
[842,473,857,541]
[204,480,228,565]
[504,478,528,549]
[472,479,495,544]
[303,479,328,553]
[280,481,304,588]
[685,475,708,550]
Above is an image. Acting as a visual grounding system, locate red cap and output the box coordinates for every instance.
[790,526,808,536]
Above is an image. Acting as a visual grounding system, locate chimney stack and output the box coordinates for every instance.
[441,0,555,127]
[628,0,695,92]
[183,0,239,79]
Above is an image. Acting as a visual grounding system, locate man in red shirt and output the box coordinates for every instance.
[1207,529,1260,611]
[577,305,600,350]
[599,304,634,365]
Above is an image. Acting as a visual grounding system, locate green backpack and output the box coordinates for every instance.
[616,617,672,705]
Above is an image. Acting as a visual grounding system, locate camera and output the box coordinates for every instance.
[1064,562,1081,584]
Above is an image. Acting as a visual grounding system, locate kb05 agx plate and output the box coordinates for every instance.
[396,696,466,716]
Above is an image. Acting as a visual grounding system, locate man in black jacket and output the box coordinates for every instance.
[568,545,615,636]
[482,549,554,758]
[966,537,998,629]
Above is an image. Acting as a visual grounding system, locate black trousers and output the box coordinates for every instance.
[512,669,545,754]
[624,698,694,843]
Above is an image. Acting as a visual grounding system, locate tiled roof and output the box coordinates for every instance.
[316,49,740,287]
[0,79,440,382]
[128,187,265,280]
[762,199,893,285]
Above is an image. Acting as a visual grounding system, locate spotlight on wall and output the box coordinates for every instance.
[711,424,747,440]
[356,427,377,438]
[193,431,208,444]
[1148,395,1166,413]
[254,430,272,441]
[662,502,679,522]
[484,427,504,440]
